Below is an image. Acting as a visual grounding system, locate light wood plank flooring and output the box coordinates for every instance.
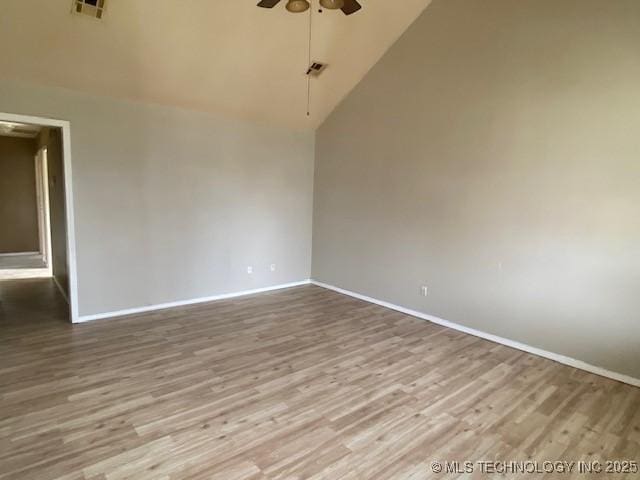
[1,279,639,479]
[0,253,49,280]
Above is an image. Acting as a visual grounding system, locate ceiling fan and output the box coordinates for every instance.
[257,0,363,117]
[257,0,362,15]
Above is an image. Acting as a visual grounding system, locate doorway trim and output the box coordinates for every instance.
[0,112,79,323]
[34,146,52,271]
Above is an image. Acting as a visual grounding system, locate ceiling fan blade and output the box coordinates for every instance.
[341,0,361,15]
[257,0,281,8]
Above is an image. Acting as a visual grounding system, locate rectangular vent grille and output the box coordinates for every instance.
[306,62,327,77]
[73,0,105,19]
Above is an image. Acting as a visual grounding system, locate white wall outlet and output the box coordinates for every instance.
[247,266,253,274]
[270,264,276,272]
[421,285,429,297]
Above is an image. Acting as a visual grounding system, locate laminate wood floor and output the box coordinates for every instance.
[1,279,639,479]
[0,254,49,280]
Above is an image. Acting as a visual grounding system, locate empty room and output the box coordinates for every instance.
[0,0,638,479]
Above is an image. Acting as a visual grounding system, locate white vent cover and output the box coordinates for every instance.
[72,0,105,20]
[306,62,328,77]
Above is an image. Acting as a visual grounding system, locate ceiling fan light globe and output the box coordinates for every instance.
[286,0,310,13]
[319,0,345,9]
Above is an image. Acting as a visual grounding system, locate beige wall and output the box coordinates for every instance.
[0,79,314,317]
[313,0,640,379]
[0,135,39,253]
[37,128,69,296]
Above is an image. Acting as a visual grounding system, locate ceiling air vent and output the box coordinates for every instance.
[72,0,105,20]
[306,62,327,77]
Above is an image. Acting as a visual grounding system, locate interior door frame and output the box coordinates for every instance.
[0,112,79,323]
[34,146,52,270]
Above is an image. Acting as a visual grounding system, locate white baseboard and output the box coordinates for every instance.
[310,280,640,388]
[53,276,70,305]
[77,280,311,323]
[0,251,39,257]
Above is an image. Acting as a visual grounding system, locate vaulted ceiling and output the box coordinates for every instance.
[0,0,432,129]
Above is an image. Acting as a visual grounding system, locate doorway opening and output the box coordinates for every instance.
[0,113,78,322]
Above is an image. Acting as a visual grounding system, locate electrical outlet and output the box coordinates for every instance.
[270,264,276,272]
[420,285,429,297]
[247,266,253,274]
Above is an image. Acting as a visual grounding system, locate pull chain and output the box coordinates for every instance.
[306,2,313,116]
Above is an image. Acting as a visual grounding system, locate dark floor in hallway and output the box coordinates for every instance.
[0,277,68,328]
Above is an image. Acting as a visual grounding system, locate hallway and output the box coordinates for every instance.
[0,277,68,329]
[0,253,49,280]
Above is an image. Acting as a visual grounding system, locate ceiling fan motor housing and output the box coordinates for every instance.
[286,0,310,13]
[320,0,344,9]
[257,0,362,15]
